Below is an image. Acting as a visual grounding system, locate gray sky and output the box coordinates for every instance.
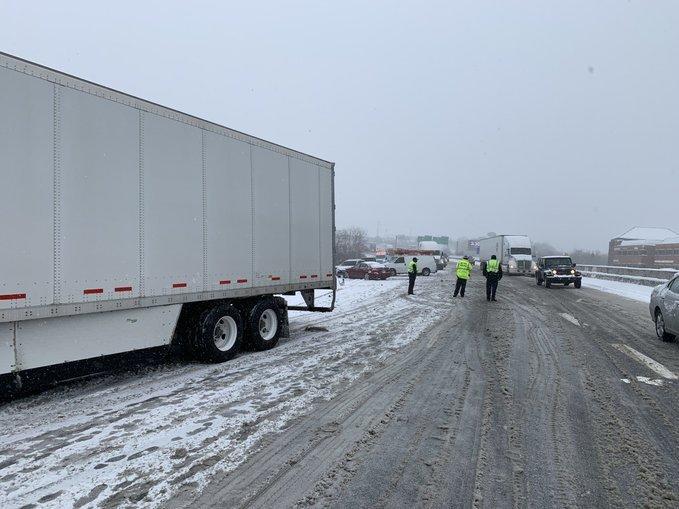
[2,1,678,251]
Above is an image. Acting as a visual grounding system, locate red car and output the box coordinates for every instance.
[345,261,392,280]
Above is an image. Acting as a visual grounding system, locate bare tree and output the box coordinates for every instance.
[335,227,367,263]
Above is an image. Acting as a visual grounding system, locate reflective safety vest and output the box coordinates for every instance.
[456,259,471,280]
[408,260,417,274]
[486,259,500,273]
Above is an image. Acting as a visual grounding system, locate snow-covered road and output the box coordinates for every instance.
[0,274,451,508]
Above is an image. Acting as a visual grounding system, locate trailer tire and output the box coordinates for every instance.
[194,303,244,363]
[248,299,283,351]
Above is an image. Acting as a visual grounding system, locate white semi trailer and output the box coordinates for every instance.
[479,235,534,275]
[0,52,335,383]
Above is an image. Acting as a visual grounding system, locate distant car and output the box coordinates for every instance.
[336,259,362,277]
[535,256,582,288]
[346,261,392,280]
[650,275,679,341]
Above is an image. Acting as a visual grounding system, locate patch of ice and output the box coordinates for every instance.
[559,312,580,326]
[636,376,664,386]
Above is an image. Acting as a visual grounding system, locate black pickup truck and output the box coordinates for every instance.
[535,255,582,288]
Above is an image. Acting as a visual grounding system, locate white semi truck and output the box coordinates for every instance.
[479,235,534,275]
[0,52,335,385]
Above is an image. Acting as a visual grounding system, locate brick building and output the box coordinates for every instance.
[608,227,679,268]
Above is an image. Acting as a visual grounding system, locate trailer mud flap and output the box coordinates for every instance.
[273,297,290,338]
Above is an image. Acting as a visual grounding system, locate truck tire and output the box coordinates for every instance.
[389,268,397,276]
[574,280,581,289]
[194,303,244,362]
[248,298,283,351]
[422,268,431,276]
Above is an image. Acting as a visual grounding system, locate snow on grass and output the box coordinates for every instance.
[580,277,655,303]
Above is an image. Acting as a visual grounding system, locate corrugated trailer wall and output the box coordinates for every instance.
[0,55,334,324]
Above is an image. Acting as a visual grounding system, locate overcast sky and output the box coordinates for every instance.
[2,1,677,251]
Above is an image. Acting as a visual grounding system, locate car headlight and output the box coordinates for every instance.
[570,269,575,274]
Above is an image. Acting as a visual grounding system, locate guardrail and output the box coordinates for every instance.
[577,264,678,287]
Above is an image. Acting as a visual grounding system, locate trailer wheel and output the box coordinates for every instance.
[248,299,283,351]
[194,303,244,362]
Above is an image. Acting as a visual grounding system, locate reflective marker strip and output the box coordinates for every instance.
[300,275,308,279]
[83,288,103,295]
[271,276,281,281]
[115,286,133,292]
[326,273,333,277]
[219,280,231,285]
[310,274,318,278]
[0,293,26,300]
[237,279,248,284]
[172,283,187,288]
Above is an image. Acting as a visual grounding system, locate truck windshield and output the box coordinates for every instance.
[544,257,572,267]
[510,248,531,255]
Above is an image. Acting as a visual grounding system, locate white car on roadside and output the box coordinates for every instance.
[383,255,438,277]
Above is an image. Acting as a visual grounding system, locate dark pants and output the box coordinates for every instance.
[408,273,416,294]
[454,277,467,297]
[486,278,498,300]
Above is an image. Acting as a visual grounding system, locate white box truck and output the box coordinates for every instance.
[0,52,335,384]
[479,235,534,275]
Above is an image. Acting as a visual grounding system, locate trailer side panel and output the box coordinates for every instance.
[14,305,181,372]
[252,146,291,287]
[204,131,254,291]
[143,113,204,296]
[320,168,335,281]
[0,67,54,310]
[290,158,321,281]
[59,87,140,303]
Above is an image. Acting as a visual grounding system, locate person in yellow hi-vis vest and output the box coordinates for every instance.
[453,256,472,297]
[483,254,503,301]
[407,257,418,295]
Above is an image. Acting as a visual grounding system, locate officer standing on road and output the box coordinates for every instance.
[407,257,418,295]
[453,256,472,298]
[483,254,503,301]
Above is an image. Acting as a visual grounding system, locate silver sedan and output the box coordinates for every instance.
[650,275,679,341]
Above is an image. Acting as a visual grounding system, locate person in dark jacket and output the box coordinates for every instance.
[483,254,503,301]
[407,257,418,295]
